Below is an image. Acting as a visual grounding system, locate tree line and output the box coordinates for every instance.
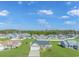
[0,29,79,35]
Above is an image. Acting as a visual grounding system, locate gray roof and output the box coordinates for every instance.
[66,40,77,46]
[34,40,49,45]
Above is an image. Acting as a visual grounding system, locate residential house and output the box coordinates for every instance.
[59,40,79,50]
[32,40,52,49]
[0,40,21,51]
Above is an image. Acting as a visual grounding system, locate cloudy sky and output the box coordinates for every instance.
[0,1,79,30]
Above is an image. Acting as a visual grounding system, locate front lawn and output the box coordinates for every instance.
[40,41,79,57]
[74,37,79,42]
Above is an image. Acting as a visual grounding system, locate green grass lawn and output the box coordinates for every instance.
[0,39,35,57]
[74,37,79,42]
[40,41,79,57]
[0,38,10,41]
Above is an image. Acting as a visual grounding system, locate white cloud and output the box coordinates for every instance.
[67,9,79,16]
[66,2,72,5]
[65,21,76,25]
[38,19,48,25]
[0,10,9,16]
[0,21,12,25]
[18,1,35,5]
[38,19,52,29]
[37,10,53,15]
[0,22,5,25]
[73,6,77,9]
[60,16,69,19]
[18,1,23,5]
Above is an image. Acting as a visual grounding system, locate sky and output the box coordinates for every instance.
[0,1,79,30]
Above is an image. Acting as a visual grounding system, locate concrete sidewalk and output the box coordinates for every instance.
[29,50,40,57]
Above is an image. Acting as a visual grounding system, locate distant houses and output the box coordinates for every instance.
[0,33,32,40]
[32,34,58,39]
[0,34,8,39]
[0,33,31,51]
[0,32,78,40]
[0,32,79,51]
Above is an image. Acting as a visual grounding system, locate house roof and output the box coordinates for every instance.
[0,40,21,46]
[34,40,49,45]
[66,40,77,45]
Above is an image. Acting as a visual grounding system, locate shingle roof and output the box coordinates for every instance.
[34,40,49,45]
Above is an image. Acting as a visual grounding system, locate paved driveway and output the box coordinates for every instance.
[29,43,40,57]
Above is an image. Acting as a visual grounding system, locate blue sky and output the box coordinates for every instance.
[0,1,79,30]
